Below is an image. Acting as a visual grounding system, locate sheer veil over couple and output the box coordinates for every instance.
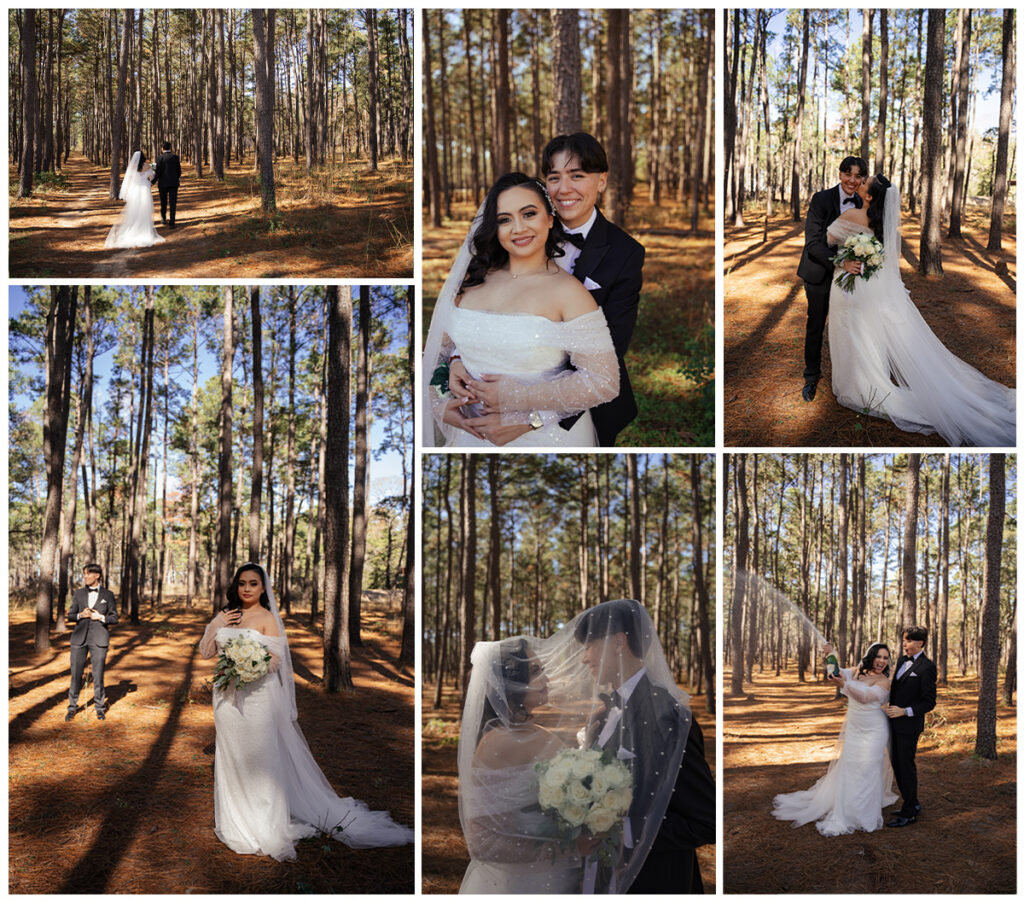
[424,132,644,448]
[458,599,715,894]
[197,563,412,861]
[104,142,181,249]
[798,155,1015,446]
[772,627,937,836]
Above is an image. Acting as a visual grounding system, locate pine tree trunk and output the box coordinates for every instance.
[987,10,1014,251]
[975,454,1005,759]
[349,287,371,646]
[324,287,353,691]
[213,288,234,610]
[919,11,945,274]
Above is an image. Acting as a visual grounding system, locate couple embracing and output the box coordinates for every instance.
[424,132,643,448]
[458,599,715,894]
[773,627,937,836]
[798,156,1014,446]
[104,142,182,249]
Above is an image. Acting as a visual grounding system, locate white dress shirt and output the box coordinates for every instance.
[556,208,598,274]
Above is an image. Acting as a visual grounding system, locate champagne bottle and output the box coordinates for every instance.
[825,650,840,679]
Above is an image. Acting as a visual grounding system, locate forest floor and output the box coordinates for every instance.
[422,190,716,446]
[723,667,1016,893]
[420,686,718,894]
[8,592,414,894]
[9,152,413,279]
[723,206,1016,446]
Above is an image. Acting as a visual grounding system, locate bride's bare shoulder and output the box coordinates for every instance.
[473,723,563,767]
[840,207,869,226]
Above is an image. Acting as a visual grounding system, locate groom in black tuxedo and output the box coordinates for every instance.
[885,625,937,827]
[154,141,181,228]
[576,599,715,893]
[66,564,118,721]
[542,133,645,446]
[797,155,867,401]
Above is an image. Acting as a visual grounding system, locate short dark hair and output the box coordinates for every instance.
[903,625,928,644]
[478,638,534,742]
[542,133,609,176]
[162,141,172,151]
[84,563,103,580]
[573,599,650,657]
[839,155,868,177]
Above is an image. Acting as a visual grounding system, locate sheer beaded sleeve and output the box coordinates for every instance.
[840,670,887,704]
[493,309,619,421]
[199,617,224,659]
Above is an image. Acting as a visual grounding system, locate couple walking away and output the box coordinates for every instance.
[104,142,181,249]
[458,599,715,894]
[772,626,937,835]
[64,562,412,862]
[424,132,644,449]
[798,155,1015,446]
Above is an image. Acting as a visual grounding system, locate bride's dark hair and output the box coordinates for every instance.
[477,638,535,744]
[136,153,146,171]
[460,173,566,292]
[857,642,891,677]
[225,563,272,611]
[866,174,891,243]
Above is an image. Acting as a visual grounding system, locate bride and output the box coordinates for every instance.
[422,172,619,447]
[198,563,412,861]
[459,638,582,893]
[772,642,898,836]
[827,174,1015,446]
[104,151,165,249]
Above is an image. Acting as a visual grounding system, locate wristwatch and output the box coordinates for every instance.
[528,411,543,430]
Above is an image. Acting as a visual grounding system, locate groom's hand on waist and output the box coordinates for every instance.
[884,704,907,719]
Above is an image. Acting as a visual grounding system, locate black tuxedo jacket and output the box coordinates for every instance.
[889,652,937,736]
[154,152,181,190]
[562,209,645,446]
[68,586,118,648]
[797,186,861,286]
[597,675,715,892]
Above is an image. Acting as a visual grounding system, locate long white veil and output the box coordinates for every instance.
[247,562,297,720]
[830,182,1015,446]
[421,203,485,447]
[457,600,693,894]
[118,151,143,201]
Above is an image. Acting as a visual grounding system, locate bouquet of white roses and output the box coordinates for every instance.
[214,633,272,691]
[533,747,633,867]
[831,232,885,292]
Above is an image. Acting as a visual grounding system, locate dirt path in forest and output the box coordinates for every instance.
[9,598,414,894]
[9,153,413,279]
[723,209,1016,446]
[723,669,1016,893]
[421,689,718,894]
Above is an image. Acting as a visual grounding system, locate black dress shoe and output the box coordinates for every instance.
[802,378,819,402]
[886,814,916,827]
[65,711,75,722]
[96,711,105,720]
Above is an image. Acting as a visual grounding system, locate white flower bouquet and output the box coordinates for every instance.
[214,633,272,690]
[831,232,885,292]
[533,747,633,867]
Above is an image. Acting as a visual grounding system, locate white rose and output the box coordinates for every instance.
[561,803,587,827]
[547,760,573,786]
[868,253,882,266]
[590,771,611,797]
[600,764,629,790]
[585,805,618,834]
[567,780,592,805]
[541,781,565,809]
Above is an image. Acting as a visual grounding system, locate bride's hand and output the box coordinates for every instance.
[448,358,475,400]
[828,671,846,687]
[442,399,486,439]
[467,414,533,446]
[466,374,504,410]
[217,609,242,628]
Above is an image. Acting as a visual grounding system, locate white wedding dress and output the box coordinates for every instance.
[772,670,897,836]
[104,151,166,249]
[460,762,582,893]
[446,306,615,447]
[826,203,1016,446]
[210,626,413,861]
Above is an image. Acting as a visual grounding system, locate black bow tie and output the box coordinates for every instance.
[842,197,857,206]
[563,231,587,250]
[599,690,622,710]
